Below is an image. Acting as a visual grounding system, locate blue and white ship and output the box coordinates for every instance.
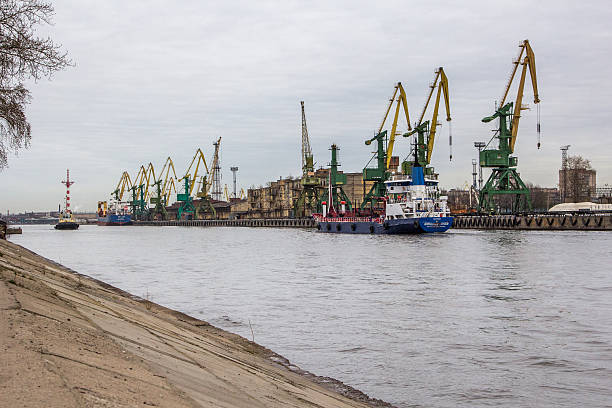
[97,199,132,226]
[314,166,452,234]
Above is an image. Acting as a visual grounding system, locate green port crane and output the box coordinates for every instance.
[129,165,150,220]
[294,101,321,217]
[149,157,178,220]
[403,67,452,176]
[361,82,412,210]
[319,144,351,214]
[478,39,540,214]
[177,147,210,220]
[361,130,388,210]
[176,176,195,220]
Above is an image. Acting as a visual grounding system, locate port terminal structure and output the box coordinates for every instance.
[477,39,540,214]
[131,213,612,231]
[102,40,612,228]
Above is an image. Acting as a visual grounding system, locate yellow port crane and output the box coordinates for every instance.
[197,137,221,199]
[182,148,209,196]
[112,171,132,201]
[223,184,231,202]
[152,157,178,198]
[497,39,540,152]
[194,137,222,218]
[403,67,452,175]
[361,82,412,209]
[163,177,177,203]
[378,82,412,170]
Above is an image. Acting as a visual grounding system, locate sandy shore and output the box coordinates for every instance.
[0,238,393,408]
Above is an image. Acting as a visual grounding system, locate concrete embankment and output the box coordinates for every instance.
[135,218,316,228]
[0,238,391,408]
[453,213,612,230]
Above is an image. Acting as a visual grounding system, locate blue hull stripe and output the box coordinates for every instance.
[316,217,452,234]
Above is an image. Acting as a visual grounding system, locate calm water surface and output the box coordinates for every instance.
[12,225,612,407]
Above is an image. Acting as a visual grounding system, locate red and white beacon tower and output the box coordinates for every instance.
[62,169,75,215]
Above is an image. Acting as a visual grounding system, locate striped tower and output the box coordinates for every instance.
[62,169,75,215]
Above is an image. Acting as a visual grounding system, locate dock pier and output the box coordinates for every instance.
[134,214,612,231]
[453,213,612,231]
[133,218,316,228]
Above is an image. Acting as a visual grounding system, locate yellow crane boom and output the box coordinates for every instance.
[156,156,178,197]
[499,39,539,152]
[143,162,156,201]
[162,177,177,203]
[378,82,412,170]
[182,148,210,196]
[197,137,222,198]
[113,171,132,201]
[412,67,451,164]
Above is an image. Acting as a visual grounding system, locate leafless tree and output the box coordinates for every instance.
[0,0,70,169]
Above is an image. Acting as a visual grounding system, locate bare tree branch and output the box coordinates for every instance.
[0,0,71,169]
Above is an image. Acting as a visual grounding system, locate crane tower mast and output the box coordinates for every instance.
[294,101,321,217]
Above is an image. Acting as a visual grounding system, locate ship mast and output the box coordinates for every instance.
[61,169,75,216]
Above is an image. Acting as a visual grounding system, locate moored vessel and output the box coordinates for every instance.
[314,166,452,234]
[97,200,132,226]
[55,169,79,230]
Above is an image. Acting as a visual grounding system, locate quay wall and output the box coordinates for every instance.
[453,213,612,231]
[134,218,316,228]
[134,214,612,231]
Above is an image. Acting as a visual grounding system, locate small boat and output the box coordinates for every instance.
[55,169,79,230]
[314,166,452,234]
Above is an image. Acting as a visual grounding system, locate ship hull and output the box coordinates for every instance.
[54,222,79,230]
[97,214,132,226]
[316,216,452,234]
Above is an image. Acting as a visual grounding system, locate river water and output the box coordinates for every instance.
[12,225,612,407]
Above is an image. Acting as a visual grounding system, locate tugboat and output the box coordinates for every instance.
[55,169,79,230]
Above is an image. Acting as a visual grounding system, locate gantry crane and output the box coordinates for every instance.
[150,157,177,220]
[177,148,209,220]
[294,101,321,217]
[195,137,221,219]
[128,164,150,219]
[361,82,412,209]
[163,177,177,204]
[403,67,452,176]
[318,144,351,215]
[478,39,540,213]
[112,171,132,201]
[379,82,412,170]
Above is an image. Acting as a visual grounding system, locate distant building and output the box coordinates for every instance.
[244,170,374,219]
[559,168,596,203]
[595,185,612,204]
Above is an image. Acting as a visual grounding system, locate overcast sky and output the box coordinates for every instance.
[1,0,611,212]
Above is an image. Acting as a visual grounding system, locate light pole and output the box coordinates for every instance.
[474,142,486,190]
[230,167,238,198]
